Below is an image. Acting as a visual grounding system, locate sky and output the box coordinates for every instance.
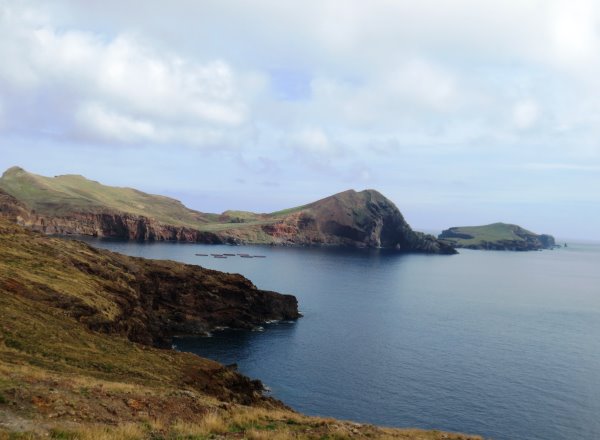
[1,0,599,240]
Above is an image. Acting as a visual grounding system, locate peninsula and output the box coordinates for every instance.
[0,166,456,254]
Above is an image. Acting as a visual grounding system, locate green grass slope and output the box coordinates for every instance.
[0,166,217,226]
[0,167,282,233]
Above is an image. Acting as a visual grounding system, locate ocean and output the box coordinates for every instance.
[81,238,600,440]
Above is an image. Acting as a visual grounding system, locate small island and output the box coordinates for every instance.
[438,222,556,251]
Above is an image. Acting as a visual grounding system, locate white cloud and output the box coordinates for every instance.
[549,0,600,68]
[76,102,156,143]
[386,60,459,111]
[0,4,253,146]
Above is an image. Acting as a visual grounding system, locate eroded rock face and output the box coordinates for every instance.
[67,254,300,348]
[0,189,29,221]
[20,211,227,243]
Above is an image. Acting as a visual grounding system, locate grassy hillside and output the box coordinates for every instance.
[0,167,294,233]
[0,218,479,439]
[0,166,218,227]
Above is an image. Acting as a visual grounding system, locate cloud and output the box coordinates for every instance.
[549,0,600,68]
[285,127,336,155]
[76,102,156,143]
[4,0,600,159]
[0,4,255,147]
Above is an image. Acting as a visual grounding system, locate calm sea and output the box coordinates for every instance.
[80,238,600,440]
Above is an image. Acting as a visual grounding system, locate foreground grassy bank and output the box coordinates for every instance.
[0,218,480,439]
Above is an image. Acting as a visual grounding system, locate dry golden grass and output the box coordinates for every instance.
[245,428,278,440]
[0,409,482,440]
[63,423,145,440]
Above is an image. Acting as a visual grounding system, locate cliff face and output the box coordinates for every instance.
[439,223,556,251]
[18,210,227,243]
[78,256,300,348]
[0,167,456,253]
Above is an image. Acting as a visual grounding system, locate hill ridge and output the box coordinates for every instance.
[0,166,456,253]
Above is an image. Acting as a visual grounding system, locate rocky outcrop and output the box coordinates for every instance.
[439,223,556,251]
[0,188,29,221]
[79,256,300,348]
[0,218,299,349]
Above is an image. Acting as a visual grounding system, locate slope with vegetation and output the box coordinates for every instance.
[0,218,479,439]
[0,166,456,253]
[438,222,556,251]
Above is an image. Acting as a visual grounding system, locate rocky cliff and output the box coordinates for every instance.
[14,208,228,243]
[0,218,299,349]
[0,167,456,253]
[439,223,556,251]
